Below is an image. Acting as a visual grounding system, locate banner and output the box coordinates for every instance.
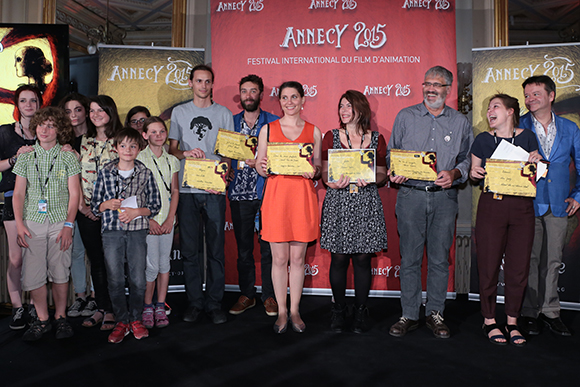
[212,0,459,293]
[472,43,580,307]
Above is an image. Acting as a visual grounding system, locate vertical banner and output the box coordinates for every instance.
[472,43,580,307]
[212,0,458,293]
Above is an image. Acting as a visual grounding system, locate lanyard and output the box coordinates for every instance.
[93,139,110,174]
[152,155,171,194]
[115,171,136,199]
[34,150,58,199]
[344,128,365,149]
[493,129,515,145]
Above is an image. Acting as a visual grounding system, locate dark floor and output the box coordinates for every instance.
[1,292,579,387]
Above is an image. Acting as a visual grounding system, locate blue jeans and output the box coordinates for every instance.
[395,186,458,320]
[230,199,274,302]
[178,193,226,311]
[102,229,148,323]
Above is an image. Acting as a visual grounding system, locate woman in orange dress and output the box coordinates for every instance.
[257,81,322,334]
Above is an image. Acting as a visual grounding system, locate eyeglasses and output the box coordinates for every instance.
[422,82,450,88]
[130,118,146,125]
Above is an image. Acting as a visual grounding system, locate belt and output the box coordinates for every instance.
[403,185,445,192]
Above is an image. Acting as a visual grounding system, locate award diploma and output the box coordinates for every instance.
[484,159,537,197]
[214,128,257,161]
[266,142,314,176]
[390,149,437,181]
[328,149,376,183]
[182,158,229,192]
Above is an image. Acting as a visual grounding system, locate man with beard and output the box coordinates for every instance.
[228,74,280,317]
[386,66,473,339]
[169,64,234,325]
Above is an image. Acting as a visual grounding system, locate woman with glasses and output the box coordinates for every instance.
[125,106,151,133]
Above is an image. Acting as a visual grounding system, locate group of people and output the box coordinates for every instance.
[1,63,578,346]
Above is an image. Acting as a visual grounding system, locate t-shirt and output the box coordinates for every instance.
[0,123,36,193]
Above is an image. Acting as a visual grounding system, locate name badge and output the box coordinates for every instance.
[38,199,48,213]
[237,160,246,170]
[349,183,359,194]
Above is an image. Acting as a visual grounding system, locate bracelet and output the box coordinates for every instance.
[63,222,74,229]
[9,155,17,167]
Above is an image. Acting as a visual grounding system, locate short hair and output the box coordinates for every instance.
[30,107,74,145]
[425,65,453,86]
[489,93,520,128]
[338,90,372,134]
[522,75,556,103]
[239,74,264,93]
[113,127,146,150]
[88,95,123,139]
[189,64,215,82]
[278,81,304,98]
[124,105,151,127]
[142,116,167,134]
[13,84,43,121]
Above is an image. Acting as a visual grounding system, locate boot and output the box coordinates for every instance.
[330,303,346,333]
[352,304,369,334]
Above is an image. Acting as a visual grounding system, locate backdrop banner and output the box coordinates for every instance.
[211,0,459,295]
[472,43,580,308]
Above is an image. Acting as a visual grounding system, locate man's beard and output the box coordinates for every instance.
[241,98,259,112]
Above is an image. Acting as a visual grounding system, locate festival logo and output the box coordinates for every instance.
[215,0,264,12]
[402,0,451,10]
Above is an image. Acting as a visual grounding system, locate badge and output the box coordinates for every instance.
[349,183,359,194]
[38,199,48,213]
[238,160,246,170]
[444,135,451,142]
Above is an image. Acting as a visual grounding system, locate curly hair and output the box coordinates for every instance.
[30,107,74,145]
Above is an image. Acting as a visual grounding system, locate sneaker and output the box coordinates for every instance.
[142,305,154,329]
[207,309,227,324]
[263,297,278,317]
[81,297,98,317]
[426,311,450,339]
[155,305,169,328]
[28,304,38,324]
[108,322,130,344]
[67,297,87,318]
[130,320,149,340]
[22,319,51,341]
[9,307,27,330]
[54,317,74,339]
[229,295,256,315]
[164,302,172,316]
[183,306,202,323]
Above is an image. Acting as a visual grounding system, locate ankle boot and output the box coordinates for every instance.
[352,304,369,334]
[330,303,346,333]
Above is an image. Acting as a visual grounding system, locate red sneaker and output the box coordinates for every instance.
[108,322,129,344]
[130,320,149,340]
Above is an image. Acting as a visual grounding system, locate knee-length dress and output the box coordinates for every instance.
[261,120,320,243]
[320,129,388,254]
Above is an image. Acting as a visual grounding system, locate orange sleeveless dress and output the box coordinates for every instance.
[261,120,320,243]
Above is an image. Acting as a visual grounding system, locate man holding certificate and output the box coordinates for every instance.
[228,75,279,317]
[386,66,473,339]
[168,64,234,325]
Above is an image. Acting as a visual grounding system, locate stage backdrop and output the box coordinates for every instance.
[472,43,580,308]
[211,0,459,294]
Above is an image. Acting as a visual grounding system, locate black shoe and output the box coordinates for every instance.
[183,306,202,323]
[352,305,369,334]
[540,314,572,336]
[425,311,450,339]
[28,304,38,324]
[22,319,51,341]
[9,307,27,330]
[330,303,346,333]
[520,316,540,336]
[54,317,74,339]
[207,309,227,325]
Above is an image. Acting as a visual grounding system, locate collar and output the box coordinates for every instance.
[419,102,448,118]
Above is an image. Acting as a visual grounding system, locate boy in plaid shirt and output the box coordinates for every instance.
[91,128,161,344]
[13,107,81,341]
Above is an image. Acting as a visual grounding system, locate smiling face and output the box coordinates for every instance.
[89,102,110,130]
[129,111,148,132]
[36,119,58,147]
[64,100,87,128]
[422,74,449,111]
[18,90,40,119]
[487,98,513,130]
[524,83,554,116]
[339,97,358,126]
[279,87,304,117]
[188,70,213,101]
[143,122,167,147]
[240,81,262,112]
[115,137,140,163]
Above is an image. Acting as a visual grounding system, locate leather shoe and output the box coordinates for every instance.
[520,316,540,336]
[389,317,419,337]
[426,311,450,339]
[541,314,572,336]
[228,295,256,315]
[183,306,202,323]
[207,309,227,324]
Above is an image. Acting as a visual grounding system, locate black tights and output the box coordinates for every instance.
[329,253,372,307]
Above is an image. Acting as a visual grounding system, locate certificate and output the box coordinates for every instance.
[266,142,314,176]
[328,149,376,183]
[182,158,229,192]
[214,128,257,161]
[390,149,437,181]
[484,159,537,197]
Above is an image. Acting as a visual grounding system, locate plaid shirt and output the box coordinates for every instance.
[12,143,81,223]
[91,159,161,232]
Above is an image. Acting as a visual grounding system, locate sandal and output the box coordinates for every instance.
[506,324,526,347]
[101,312,116,331]
[483,323,507,346]
[82,309,104,328]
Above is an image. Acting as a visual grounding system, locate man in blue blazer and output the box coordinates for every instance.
[520,75,580,337]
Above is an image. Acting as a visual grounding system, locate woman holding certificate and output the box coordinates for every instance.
[320,90,388,333]
[257,81,322,334]
[470,94,541,346]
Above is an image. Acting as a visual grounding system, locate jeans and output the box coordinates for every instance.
[102,229,148,323]
[395,186,458,320]
[178,193,226,311]
[230,199,274,301]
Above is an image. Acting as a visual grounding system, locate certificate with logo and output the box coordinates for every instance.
[214,128,257,161]
[266,142,315,176]
[328,149,376,183]
[182,158,229,192]
[484,159,537,197]
[390,149,437,181]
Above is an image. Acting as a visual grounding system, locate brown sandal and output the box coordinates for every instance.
[82,309,104,328]
[100,311,116,331]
